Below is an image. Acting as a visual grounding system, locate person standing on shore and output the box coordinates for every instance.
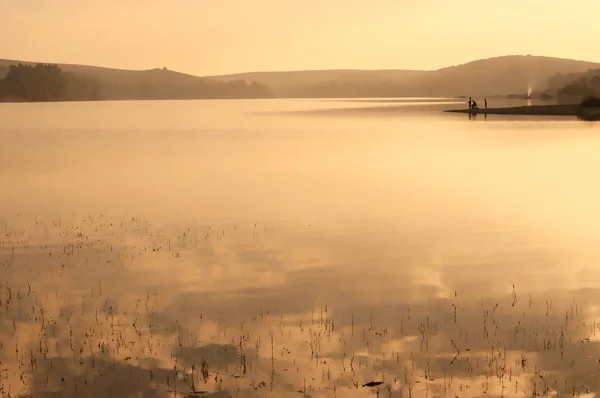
[468,97,472,109]
[484,98,488,109]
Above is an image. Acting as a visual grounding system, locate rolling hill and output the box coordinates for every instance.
[2,55,600,100]
[0,59,272,100]
[205,69,428,90]
[206,55,600,98]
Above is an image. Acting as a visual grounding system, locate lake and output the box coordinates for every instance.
[1,98,600,397]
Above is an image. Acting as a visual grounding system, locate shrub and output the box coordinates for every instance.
[581,96,600,107]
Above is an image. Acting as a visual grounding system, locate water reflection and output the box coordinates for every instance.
[468,112,487,121]
[1,215,599,397]
[2,99,600,397]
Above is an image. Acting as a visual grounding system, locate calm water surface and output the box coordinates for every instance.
[1,99,600,397]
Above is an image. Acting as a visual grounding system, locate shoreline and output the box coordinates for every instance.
[444,104,600,119]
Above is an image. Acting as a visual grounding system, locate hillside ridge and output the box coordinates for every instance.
[2,55,600,99]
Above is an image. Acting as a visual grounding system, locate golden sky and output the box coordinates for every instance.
[1,0,599,75]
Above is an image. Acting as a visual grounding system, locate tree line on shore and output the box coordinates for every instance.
[0,63,272,102]
[544,69,600,102]
[556,75,600,100]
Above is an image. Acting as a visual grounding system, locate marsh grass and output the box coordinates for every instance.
[0,214,598,397]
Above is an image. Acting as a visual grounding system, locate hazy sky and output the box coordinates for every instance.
[1,0,599,75]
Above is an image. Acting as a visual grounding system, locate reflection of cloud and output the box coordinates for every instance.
[177,344,238,368]
[2,215,600,396]
[30,356,173,398]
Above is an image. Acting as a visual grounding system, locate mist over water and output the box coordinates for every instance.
[1,99,600,397]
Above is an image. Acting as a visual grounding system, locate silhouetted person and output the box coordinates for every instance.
[484,98,488,109]
[472,100,478,109]
[468,97,472,109]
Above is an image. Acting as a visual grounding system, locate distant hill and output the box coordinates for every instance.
[0,59,205,85]
[206,55,600,98]
[0,59,272,101]
[206,69,428,90]
[425,55,600,96]
[2,55,600,101]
